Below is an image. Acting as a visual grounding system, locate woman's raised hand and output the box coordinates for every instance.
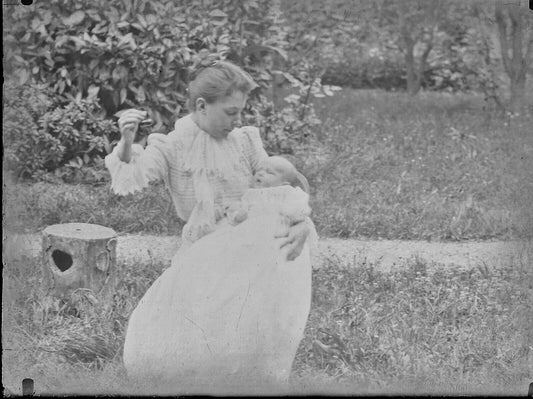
[117,109,148,145]
[116,109,147,163]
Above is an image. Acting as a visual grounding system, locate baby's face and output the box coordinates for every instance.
[253,158,289,188]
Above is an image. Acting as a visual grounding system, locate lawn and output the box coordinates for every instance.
[3,89,533,395]
[304,89,533,240]
[4,89,533,241]
[3,251,532,395]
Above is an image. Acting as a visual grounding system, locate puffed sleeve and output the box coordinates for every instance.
[104,133,170,196]
[239,126,268,172]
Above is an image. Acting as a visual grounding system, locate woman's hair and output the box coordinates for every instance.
[187,61,257,111]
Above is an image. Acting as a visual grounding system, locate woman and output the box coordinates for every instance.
[105,61,313,390]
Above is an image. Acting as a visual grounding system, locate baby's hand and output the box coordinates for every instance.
[231,209,248,225]
[226,202,248,225]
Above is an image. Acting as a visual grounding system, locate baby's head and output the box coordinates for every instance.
[254,156,308,192]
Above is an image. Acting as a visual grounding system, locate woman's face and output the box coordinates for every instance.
[199,91,247,139]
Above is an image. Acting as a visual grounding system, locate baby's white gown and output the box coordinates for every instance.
[123,186,316,390]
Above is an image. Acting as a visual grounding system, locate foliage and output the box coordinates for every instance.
[321,49,476,93]
[3,80,119,180]
[247,83,326,155]
[3,0,325,172]
[281,0,531,102]
[321,56,407,90]
[3,0,192,130]
[3,82,62,178]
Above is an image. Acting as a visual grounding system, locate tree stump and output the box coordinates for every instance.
[42,223,117,298]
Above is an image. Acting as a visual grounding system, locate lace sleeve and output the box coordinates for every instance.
[104,133,170,196]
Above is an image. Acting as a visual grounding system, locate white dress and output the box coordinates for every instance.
[105,115,316,390]
[122,186,317,390]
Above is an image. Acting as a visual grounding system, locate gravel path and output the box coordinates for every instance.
[4,232,531,272]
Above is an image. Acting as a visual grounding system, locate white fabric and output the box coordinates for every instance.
[123,186,317,389]
[104,142,152,196]
[104,114,268,223]
[178,118,255,243]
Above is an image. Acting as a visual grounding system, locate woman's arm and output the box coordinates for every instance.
[241,127,311,260]
[116,109,147,162]
[105,109,169,195]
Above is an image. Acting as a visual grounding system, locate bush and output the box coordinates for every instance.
[3,0,326,180]
[245,92,322,155]
[3,82,63,178]
[322,56,407,91]
[3,80,119,180]
[322,55,474,92]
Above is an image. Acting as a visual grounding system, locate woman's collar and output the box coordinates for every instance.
[178,114,248,178]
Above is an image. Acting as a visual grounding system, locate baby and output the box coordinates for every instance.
[253,156,304,190]
[225,156,309,225]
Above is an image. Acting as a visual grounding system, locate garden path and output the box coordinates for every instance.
[4,233,531,272]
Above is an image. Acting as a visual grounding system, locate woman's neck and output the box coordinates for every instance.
[190,112,213,136]
[190,112,203,130]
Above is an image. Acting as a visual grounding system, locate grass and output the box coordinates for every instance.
[293,251,533,395]
[3,89,533,394]
[4,89,533,241]
[302,89,533,240]
[3,250,532,395]
[3,179,184,236]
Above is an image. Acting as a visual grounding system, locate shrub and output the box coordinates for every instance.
[322,56,407,91]
[3,0,327,179]
[3,80,119,179]
[3,82,63,178]
[245,92,322,155]
[321,55,475,92]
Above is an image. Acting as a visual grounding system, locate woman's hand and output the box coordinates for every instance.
[276,219,310,261]
[116,109,147,162]
[117,109,147,143]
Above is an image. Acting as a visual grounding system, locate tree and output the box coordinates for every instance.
[376,0,452,95]
[494,1,533,113]
[283,0,468,94]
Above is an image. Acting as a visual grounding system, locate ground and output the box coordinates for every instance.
[4,232,531,272]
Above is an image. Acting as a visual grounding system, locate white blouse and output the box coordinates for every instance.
[105,114,269,240]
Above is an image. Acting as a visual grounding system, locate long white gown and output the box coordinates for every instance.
[122,186,316,391]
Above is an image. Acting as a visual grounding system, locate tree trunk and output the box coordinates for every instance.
[397,0,436,96]
[510,75,526,113]
[495,2,532,113]
[401,22,419,94]
[42,223,117,299]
